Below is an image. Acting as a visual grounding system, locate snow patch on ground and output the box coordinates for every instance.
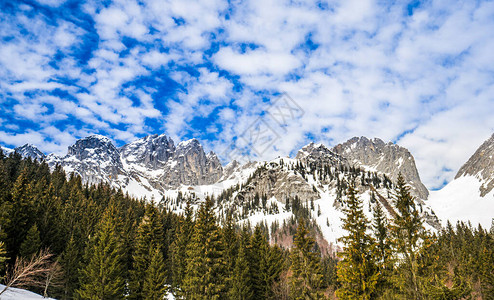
[0,285,54,300]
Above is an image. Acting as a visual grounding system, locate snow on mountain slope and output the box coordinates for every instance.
[1,146,12,155]
[333,137,429,199]
[428,133,494,229]
[212,155,439,252]
[429,176,494,229]
[0,284,54,300]
[14,144,46,161]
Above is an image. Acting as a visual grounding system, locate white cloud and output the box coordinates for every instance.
[1,0,494,190]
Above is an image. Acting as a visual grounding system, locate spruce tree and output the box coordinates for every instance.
[60,235,80,300]
[372,201,392,294]
[336,183,379,300]
[229,234,253,300]
[142,246,168,300]
[171,199,194,290]
[129,203,164,299]
[6,168,34,257]
[222,213,238,294]
[389,174,426,299]
[19,223,41,258]
[264,244,284,298]
[76,206,126,299]
[0,241,6,280]
[183,196,225,299]
[289,220,325,299]
[249,225,269,298]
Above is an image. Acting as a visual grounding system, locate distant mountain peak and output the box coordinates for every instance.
[333,136,429,199]
[14,144,45,161]
[296,142,344,166]
[455,133,494,196]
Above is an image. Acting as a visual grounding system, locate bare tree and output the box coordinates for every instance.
[0,249,56,296]
[43,259,64,298]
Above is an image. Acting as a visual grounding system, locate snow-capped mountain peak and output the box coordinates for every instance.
[14,144,46,161]
[455,133,494,196]
[333,136,429,199]
[120,134,175,170]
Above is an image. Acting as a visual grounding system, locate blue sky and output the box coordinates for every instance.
[1,0,494,189]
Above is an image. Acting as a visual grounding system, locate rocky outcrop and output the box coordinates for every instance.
[159,139,223,188]
[14,144,46,161]
[235,162,320,204]
[50,135,125,186]
[45,134,224,190]
[296,143,347,167]
[333,137,429,199]
[120,134,175,170]
[456,133,494,197]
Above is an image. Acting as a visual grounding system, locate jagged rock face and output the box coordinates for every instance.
[206,151,223,181]
[296,143,347,166]
[456,133,494,197]
[221,160,241,180]
[333,137,429,199]
[53,135,125,186]
[159,139,223,188]
[120,134,175,170]
[14,144,46,161]
[236,163,320,204]
[46,135,225,190]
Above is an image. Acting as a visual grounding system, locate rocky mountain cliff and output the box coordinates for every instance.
[455,133,494,197]
[45,134,224,193]
[14,144,46,161]
[333,137,429,199]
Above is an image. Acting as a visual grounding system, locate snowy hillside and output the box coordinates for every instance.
[428,175,494,228]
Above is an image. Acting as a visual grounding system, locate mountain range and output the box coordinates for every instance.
[3,133,493,247]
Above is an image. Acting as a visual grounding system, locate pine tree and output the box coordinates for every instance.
[289,220,325,299]
[229,234,253,300]
[142,246,168,300]
[76,206,126,299]
[6,169,34,257]
[19,223,41,258]
[389,174,426,299]
[372,201,392,294]
[60,235,80,300]
[171,200,194,290]
[222,213,238,294]
[129,204,164,299]
[249,225,269,298]
[336,183,379,300]
[0,241,7,280]
[183,196,225,299]
[264,244,284,299]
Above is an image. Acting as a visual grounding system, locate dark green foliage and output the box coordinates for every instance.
[372,201,392,294]
[129,203,164,299]
[389,174,426,299]
[19,223,41,258]
[142,246,168,300]
[222,214,238,294]
[171,200,194,291]
[76,206,126,299]
[336,183,379,300]
[59,235,80,300]
[229,233,253,300]
[290,220,325,299]
[0,241,6,280]
[183,196,225,299]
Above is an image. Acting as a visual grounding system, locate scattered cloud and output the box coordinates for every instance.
[0,0,493,189]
